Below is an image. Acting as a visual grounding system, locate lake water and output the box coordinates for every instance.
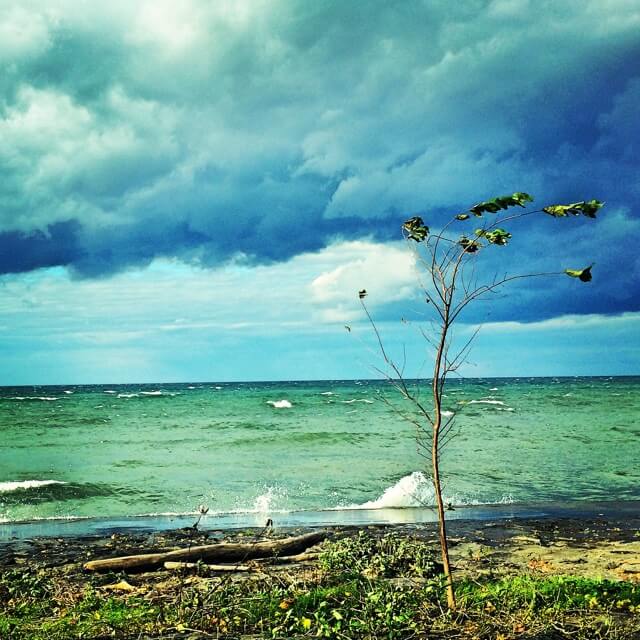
[1,377,638,533]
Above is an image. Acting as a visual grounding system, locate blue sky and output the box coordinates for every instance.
[0,0,638,384]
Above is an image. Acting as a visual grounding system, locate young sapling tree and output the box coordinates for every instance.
[360,193,603,610]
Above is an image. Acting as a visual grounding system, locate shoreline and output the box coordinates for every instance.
[4,510,640,580]
[3,498,640,542]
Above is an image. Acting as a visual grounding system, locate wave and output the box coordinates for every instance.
[341,399,374,404]
[0,481,116,505]
[267,400,292,408]
[342,472,514,510]
[467,399,506,406]
[4,396,60,401]
[0,480,65,493]
[347,472,435,509]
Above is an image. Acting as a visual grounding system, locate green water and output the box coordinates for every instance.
[0,377,638,525]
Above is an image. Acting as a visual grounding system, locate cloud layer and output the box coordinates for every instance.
[0,0,639,322]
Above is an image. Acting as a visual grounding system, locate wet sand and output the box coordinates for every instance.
[2,510,639,582]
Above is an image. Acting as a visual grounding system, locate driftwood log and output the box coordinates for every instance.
[83,531,327,573]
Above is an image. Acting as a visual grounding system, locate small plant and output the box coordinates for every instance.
[319,531,440,580]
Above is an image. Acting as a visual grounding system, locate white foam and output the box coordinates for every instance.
[117,393,139,398]
[7,396,59,401]
[489,387,499,391]
[140,391,163,396]
[343,472,515,511]
[467,399,506,406]
[63,390,74,395]
[320,391,334,396]
[0,480,65,493]
[351,472,435,509]
[441,410,455,417]
[341,399,374,404]
[267,399,292,409]
[103,390,117,394]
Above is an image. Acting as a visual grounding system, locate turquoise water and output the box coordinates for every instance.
[1,377,638,527]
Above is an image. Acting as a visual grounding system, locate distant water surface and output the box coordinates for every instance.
[1,377,638,528]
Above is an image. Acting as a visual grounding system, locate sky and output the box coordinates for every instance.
[0,0,639,384]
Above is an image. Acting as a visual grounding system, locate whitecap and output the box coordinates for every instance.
[320,391,334,396]
[63,390,74,395]
[103,390,117,394]
[117,393,139,398]
[441,410,455,417]
[343,472,514,511]
[0,480,65,493]
[341,399,374,404]
[349,471,435,509]
[267,399,293,409]
[7,396,59,401]
[467,399,506,406]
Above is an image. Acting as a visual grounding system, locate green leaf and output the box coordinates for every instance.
[467,192,533,217]
[402,216,429,242]
[564,265,593,282]
[543,200,603,218]
[458,237,481,253]
[485,228,512,245]
[473,228,511,245]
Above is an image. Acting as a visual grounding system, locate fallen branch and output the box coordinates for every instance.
[83,531,327,573]
[253,551,320,564]
[164,561,251,572]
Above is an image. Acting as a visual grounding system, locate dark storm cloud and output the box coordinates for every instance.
[0,0,638,318]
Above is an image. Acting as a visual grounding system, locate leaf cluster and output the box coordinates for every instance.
[543,200,603,218]
[402,216,429,241]
[466,192,533,217]
[402,191,602,283]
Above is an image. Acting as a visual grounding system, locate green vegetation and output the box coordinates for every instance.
[2,532,639,639]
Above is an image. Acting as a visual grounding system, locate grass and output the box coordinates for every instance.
[1,533,640,639]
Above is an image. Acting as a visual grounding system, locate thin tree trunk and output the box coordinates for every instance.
[432,317,457,610]
[432,421,456,610]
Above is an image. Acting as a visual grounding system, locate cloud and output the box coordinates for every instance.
[0,240,413,345]
[0,0,638,321]
[476,311,640,333]
[310,241,416,321]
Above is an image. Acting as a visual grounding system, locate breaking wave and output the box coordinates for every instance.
[267,400,292,409]
[0,480,65,493]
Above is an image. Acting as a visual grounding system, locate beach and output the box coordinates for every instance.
[2,507,640,638]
